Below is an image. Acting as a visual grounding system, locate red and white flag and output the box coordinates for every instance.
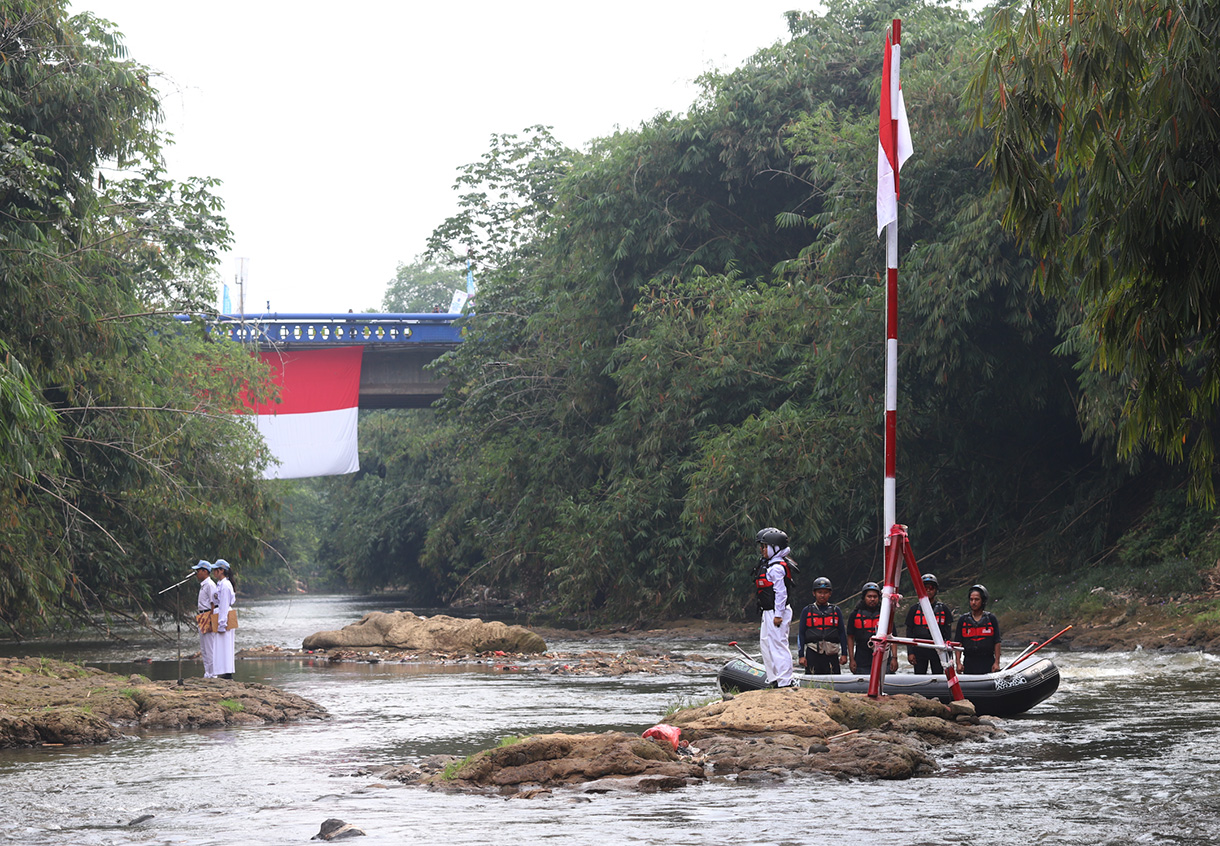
[877,28,913,235]
[245,346,364,479]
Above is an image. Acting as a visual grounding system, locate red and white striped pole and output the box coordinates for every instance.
[901,532,964,701]
[869,18,907,699]
[883,17,902,545]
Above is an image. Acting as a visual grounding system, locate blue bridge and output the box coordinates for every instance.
[197,313,464,409]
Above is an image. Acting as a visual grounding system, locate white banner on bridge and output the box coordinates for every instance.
[245,346,364,479]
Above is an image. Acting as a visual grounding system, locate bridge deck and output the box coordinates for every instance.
[180,313,462,408]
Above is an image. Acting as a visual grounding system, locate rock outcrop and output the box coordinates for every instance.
[405,687,1000,794]
[0,657,329,748]
[302,611,547,654]
[427,732,705,792]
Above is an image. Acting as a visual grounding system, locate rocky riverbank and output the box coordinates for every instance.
[369,686,996,797]
[0,657,328,748]
[231,606,1218,676]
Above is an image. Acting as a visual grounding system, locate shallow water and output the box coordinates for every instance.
[2,596,1217,846]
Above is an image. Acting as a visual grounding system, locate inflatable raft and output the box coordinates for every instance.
[717,655,1060,716]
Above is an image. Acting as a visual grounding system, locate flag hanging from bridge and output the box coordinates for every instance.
[244,346,364,479]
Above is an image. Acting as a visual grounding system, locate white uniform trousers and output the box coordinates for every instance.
[760,605,794,686]
[199,629,217,678]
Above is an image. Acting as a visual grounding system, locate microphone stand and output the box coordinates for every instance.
[158,572,194,686]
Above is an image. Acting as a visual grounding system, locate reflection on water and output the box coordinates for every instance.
[1,597,1218,845]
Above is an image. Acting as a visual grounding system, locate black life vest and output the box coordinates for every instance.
[911,602,950,636]
[850,607,881,635]
[958,613,998,652]
[802,605,842,640]
[754,557,796,612]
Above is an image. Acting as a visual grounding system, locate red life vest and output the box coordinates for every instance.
[960,621,996,641]
[803,606,841,638]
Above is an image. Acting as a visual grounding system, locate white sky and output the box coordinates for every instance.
[73,1,808,314]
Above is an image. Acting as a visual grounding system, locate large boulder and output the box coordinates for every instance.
[430,732,704,790]
[302,611,547,654]
[666,686,954,739]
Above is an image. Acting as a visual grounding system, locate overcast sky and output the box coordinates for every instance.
[73,1,809,314]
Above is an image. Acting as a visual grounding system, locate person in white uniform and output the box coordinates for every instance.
[191,560,217,678]
[211,559,237,679]
[753,527,798,687]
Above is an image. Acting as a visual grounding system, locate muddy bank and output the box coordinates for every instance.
[0,657,329,748]
[381,686,997,797]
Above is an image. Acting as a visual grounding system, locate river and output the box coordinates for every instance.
[1,594,1217,846]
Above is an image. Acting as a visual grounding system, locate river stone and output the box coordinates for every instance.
[695,731,936,780]
[667,687,954,739]
[312,818,366,840]
[431,732,705,790]
[301,610,546,654]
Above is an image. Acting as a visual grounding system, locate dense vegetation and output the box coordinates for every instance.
[4,0,1217,633]
[0,2,275,633]
[305,0,1219,621]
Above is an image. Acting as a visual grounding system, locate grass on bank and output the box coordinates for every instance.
[441,735,525,781]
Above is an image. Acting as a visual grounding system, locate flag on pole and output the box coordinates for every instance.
[222,283,232,315]
[876,28,913,236]
[243,346,364,479]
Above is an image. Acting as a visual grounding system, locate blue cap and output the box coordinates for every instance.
[212,559,231,572]
[191,560,211,571]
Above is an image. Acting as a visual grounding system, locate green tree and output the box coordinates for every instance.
[330,0,1171,620]
[420,0,1091,618]
[971,0,1220,504]
[382,255,464,313]
[0,2,274,631]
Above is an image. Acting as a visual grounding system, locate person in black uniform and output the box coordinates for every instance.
[846,582,898,674]
[954,584,1002,674]
[797,577,848,675]
[905,573,953,674]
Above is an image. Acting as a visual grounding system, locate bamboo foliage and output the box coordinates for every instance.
[0,2,274,630]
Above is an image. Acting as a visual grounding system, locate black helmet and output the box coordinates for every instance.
[862,581,881,594]
[812,577,832,591]
[969,583,989,606]
[755,527,789,547]
[921,573,939,587]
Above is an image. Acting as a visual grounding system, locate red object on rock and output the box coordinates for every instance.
[642,724,681,750]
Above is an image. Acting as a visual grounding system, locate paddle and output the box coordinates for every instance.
[728,641,760,662]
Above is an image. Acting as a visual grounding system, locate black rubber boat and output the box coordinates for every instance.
[717,655,1060,716]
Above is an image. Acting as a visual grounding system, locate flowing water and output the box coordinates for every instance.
[1,595,1217,846]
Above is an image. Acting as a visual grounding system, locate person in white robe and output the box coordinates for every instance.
[211,559,237,679]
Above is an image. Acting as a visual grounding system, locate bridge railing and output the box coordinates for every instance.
[176,313,464,345]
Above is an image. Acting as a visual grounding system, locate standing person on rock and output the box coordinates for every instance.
[955,584,1002,675]
[905,573,953,675]
[192,560,217,678]
[211,559,237,680]
[753,527,798,688]
[797,577,848,675]
[846,582,898,675]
